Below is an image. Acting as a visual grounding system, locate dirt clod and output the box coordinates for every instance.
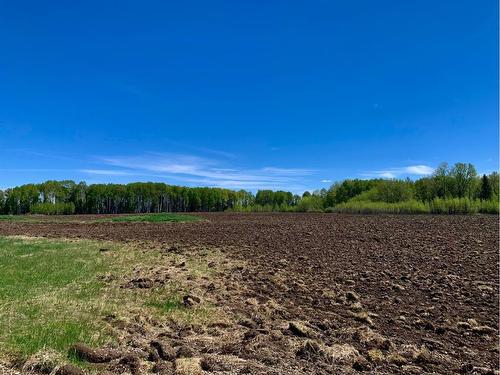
[123,277,154,289]
[176,345,195,359]
[152,361,175,374]
[288,321,316,338]
[151,341,176,361]
[118,354,141,374]
[55,364,86,375]
[353,356,371,371]
[182,294,201,307]
[69,343,120,363]
[346,291,360,302]
[472,325,496,335]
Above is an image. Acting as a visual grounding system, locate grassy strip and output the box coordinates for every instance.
[0,213,202,223]
[98,213,201,223]
[0,215,32,221]
[0,215,85,223]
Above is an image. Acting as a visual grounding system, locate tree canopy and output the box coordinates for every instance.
[0,162,497,215]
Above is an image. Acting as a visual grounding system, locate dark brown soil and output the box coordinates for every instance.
[1,213,498,374]
[69,343,121,363]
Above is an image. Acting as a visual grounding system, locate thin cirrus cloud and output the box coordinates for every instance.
[82,153,316,191]
[361,165,435,179]
[79,169,141,176]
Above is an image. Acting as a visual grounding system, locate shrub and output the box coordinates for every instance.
[330,200,429,214]
[478,199,499,214]
[229,203,296,212]
[429,198,478,214]
[330,198,498,215]
[295,196,325,212]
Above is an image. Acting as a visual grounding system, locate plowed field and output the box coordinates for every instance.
[0,213,497,374]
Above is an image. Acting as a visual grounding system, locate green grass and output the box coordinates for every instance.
[0,213,202,224]
[0,237,115,360]
[0,236,215,369]
[0,215,32,221]
[97,213,201,223]
[0,215,84,223]
[146,295,184,313]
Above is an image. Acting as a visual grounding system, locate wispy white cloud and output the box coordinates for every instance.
[321,179,332,183]
[0,168,70,172]
[361,164,435,179]
[193,147,236,159]
[403,165,434,175]
[80,169,140,176]
[261,167,315,176]
[375,171,397,178]
[91,152,315,191]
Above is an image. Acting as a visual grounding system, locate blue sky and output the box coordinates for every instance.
[0,1,498,193]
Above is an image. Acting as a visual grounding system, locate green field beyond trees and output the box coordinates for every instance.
[0,162,498,215]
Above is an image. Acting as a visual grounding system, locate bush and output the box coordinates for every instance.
[30,202,75,215]
[228,203,296,212]
[294,196,325,212]
[478,199,499,214]
[330,198,498,215]
[429,198,478,214]
[330,200,429,214]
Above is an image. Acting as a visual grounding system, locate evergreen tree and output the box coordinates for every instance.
[478,174,492,201]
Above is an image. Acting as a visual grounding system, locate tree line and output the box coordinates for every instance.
[232,162,499,214]
[324,162,498,205]
[0,181,254,215]
[0,162,498,215]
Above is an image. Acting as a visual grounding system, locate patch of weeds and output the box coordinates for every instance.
[145,286,216,326]
[96,213,201,223]
[146,295,184,313]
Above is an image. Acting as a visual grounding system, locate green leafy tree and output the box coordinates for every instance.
[432,162,451,198]
[414,177,434,202]
[0,189,5,214]
[2,162,496,215]
[325,179,374,206]
[449,162,477,198]
[489,172,499,199]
